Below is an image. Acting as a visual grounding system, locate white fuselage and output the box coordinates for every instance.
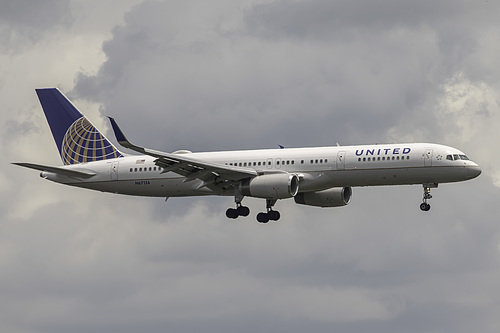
[42,143,481,198]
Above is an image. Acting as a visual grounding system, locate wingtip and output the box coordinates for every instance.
[108,116,128,143]
[107,117,146,153]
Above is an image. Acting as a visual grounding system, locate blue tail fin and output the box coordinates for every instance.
[36,88,124,165]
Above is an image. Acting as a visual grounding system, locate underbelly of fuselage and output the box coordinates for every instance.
[67,165,470,197]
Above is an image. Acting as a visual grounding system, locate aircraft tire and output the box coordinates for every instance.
[257,212,270,223]
[237,206,250,217]
[268,210,280,221]
[420,203,431,211]
[226,208,239,219]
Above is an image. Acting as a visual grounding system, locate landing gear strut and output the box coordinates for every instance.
[226,191,250,219]
[256,199,281,223]
[420,183,437,211]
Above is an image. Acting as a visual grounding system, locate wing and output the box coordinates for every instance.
[108,117,258,190]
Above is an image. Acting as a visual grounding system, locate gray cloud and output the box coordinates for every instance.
[0,0,72,52]
[2,0,500,332]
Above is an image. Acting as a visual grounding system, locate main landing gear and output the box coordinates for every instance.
[256,199,280,223]
[226,204,250,219]
[226,197,281,223]
[226,190,250,219]
[420,183,437,211]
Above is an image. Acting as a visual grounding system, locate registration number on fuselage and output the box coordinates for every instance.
[135,180,151,185]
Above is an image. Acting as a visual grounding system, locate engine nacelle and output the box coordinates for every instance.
[294,187,352,207]
[240,173,299,199]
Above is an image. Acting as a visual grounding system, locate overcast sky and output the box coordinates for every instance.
[2,0,500,332]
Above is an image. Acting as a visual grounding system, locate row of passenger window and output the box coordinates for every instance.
[129,166,162,172]
[129,157,332,172]
[227,161,272,167]
[225,158,329,167]
[358,156,410,162]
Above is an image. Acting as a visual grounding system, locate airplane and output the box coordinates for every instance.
[14,88,482,223]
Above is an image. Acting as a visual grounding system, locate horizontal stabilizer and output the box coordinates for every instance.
[13,162,96,178]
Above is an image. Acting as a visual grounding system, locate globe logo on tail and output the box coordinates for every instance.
[61,117,123,165]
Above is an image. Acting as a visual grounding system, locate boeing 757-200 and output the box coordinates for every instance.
[14,88,482,223]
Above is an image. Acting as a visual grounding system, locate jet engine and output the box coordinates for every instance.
[294,187,352,207]
[240,173,299,199]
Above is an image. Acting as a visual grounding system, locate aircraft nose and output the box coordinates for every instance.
[467,165,482,179]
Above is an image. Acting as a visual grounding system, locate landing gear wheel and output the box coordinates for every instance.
[226,205,250,219]
[420,203,431,211]
[257,212,270,223]
[236,205,250,217]
[268,210,280,221]
[226,208,239,219]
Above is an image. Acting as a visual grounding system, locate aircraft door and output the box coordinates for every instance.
[110,161,119,180]
[275,158,282,169]
[424,149,433,167]
[337,151,346,170]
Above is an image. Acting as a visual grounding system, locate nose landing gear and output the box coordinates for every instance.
[420,183,437,211]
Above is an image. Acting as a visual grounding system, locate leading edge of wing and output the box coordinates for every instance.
[108,117,258,181]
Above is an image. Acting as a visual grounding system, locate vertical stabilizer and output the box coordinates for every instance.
[36,88,123,165]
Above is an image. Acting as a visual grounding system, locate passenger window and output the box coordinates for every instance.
[325,159,328,163]
[301,160,304,164]
[130,168,133,172]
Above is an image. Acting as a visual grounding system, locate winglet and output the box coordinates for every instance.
[108,117,146,154]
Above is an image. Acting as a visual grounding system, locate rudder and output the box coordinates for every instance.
[36,88,124,165]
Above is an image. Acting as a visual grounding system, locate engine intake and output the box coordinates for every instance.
[241,173,299,199]
[294,187,352,207]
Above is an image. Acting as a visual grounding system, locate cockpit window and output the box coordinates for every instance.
[447,154,470,161]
